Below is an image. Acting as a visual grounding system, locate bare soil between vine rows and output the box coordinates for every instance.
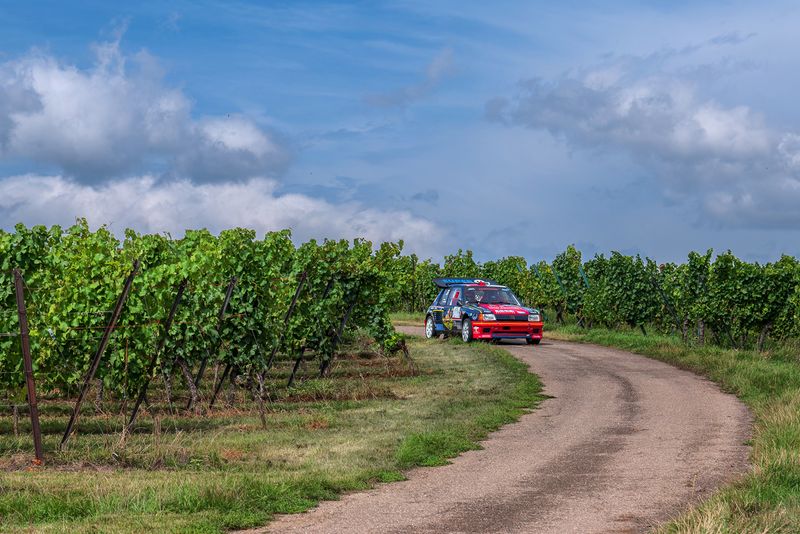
[256,326,752,533]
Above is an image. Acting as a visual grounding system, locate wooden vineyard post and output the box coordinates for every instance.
[127,279,187,432]
[552,267,567,324]
[265,271,307,370]
[188,276,236,411]
[60,260,140,450]
[319,284,359,378]
[410,255,417,313]
[14,268,43,464]
[208,361,231,409]
[288,278,335,387]
[286,347,307,387]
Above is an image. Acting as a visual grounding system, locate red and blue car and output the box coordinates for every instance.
[424,278,544,344]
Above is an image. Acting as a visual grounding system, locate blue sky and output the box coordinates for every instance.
[1,1,799,262]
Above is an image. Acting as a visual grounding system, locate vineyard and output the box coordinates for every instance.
[1,220,406,463]
[2,222,800,533]
[387,246,800,351]
[2,222,799,466]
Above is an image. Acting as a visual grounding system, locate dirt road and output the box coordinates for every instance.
[262,327,751,533]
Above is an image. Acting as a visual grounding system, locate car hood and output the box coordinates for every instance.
[476,304,531,316]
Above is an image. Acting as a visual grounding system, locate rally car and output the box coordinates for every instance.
[423,278,544,344]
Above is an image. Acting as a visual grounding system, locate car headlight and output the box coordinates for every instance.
[528,314,541,322]
[481,313,496,321]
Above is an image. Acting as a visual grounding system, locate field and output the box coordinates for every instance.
[3,225,800,532]
[0,335,542,533]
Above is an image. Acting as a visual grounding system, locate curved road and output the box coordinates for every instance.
[262,327,751,533]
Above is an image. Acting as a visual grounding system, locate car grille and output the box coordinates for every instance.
[495,314,528,322]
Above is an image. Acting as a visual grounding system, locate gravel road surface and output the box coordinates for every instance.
[259,327,751,533]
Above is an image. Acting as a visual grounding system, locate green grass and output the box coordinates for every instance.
[389,311,426,326]
[0,337,542,533]
[547,323,800,533]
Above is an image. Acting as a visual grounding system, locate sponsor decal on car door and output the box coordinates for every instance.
[450,288,462,329]
[437,288,452,329]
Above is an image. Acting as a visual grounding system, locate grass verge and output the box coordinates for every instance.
[0,337,542,533]
[389,311,426,326]
[547,323,800,533]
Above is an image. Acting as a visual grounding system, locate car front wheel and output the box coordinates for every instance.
[425,316,435,339]
[461,318,473,343]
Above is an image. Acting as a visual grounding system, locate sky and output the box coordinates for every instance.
[1,1,799,263]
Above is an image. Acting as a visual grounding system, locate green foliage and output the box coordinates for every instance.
[481,256,526,299]
[442,249,479,277]
[0,224,402,395]
[4,223,799,398]
[582,252,660,330]
[551,245,585,316]
[1,224,63,390]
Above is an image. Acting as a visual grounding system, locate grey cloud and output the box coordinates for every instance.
[0,40,288,183]
[0,64,41,150]
[410,188,439,204]
[501,73,772,163]
[709,31,757,46]
[364,47,454,109]
[490,52,800,229]
[704,176,800,229]
[173,116,290,182]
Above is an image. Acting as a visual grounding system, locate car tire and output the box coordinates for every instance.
[425,316,435,339]
[461,318,473,343]
[527,338,541,345]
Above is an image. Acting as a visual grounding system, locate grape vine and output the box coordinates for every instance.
[0,221,402,400]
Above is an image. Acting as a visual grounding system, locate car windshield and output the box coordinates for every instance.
[463,287,521,306]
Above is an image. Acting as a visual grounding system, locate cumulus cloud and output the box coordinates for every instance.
[0,37,445,251]
[0,174,443,255]
[489,51,800,228]
[364,47,454,108]
[489,67,772,164]
[0,39,287,182]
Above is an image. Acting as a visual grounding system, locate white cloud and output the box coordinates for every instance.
[779,133,800,170]
[0,38,444,252]
[199,117,276,157]
[0,174,443,255]
[0,39,287,182]
[491,53,800,228]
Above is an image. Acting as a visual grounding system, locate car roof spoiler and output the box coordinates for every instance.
[433,278,500,288]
